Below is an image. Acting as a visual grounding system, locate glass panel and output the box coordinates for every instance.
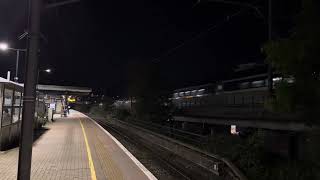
[0,84,3,125]
[19,107,23,121]
[2,107,12,126]
[14,91,22,106]
[12,108,20,123]
[4,88,13,106]
[34,101,38,118]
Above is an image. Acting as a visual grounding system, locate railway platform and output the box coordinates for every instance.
[0,110,156,180]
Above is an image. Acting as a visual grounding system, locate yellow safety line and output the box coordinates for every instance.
[80,120,97,180]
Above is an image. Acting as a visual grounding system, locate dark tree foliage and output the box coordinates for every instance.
[263,0,320,124]
[127,61,173,123]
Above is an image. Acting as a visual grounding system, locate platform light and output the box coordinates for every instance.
[68,97,76,103]
[44,69,51,73]
[0,42,9,51]
[272,77,282,81]
[230,125,239,135]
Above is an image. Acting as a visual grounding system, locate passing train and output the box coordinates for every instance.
[0,77,48,150]
[171,63,291,109]
[172,73,275,108]
[171,67,297,124]
[114,73,283,111]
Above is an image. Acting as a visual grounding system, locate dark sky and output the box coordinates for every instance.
[0,0,299,96]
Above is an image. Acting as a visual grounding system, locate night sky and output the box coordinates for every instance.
[0,0,299,96]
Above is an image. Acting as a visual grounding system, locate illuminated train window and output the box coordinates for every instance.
[239,82,249,89]
[251,80,265,88]
[191,90,197,96]
[197,89,205,96]
[185,91,190,96]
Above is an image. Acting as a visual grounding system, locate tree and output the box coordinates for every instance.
[127,61,173,123]
[263,0,320,124]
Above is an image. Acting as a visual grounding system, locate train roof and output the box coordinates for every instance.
[174,83,215,92]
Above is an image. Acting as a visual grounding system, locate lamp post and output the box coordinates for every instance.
[0,42,26,82]
[267,0,273,95]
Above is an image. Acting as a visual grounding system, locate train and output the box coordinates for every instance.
[171,62,293,109]
[172,73,273,109]
[113,72,283,111]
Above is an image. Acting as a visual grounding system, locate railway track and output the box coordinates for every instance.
[93,117,191,180]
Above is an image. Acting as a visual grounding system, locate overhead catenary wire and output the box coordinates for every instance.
[152,0,264,63]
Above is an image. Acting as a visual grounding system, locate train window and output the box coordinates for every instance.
[185,91,191,96]
[4,88,13,106]
[252,80,264,88]
[239,82,249,89]
[14,91,22,106]
[197,89,205,96]
[191,90,197,96]
[12,108,20,123]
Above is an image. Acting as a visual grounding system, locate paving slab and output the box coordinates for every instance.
[0,110,156,180]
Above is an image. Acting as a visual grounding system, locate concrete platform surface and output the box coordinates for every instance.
[0,110,156,180]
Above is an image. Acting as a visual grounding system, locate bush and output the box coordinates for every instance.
[89,105,106,117]
[113,108,131,120]
[73,104,91,113]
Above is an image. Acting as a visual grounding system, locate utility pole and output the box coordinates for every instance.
[207,0,273,94]
[14,50,20,82]
[17,1,80,179]
[267,0,273,95]
[17,0,41,180]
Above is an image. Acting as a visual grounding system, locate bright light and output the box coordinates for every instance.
[230,125,239,135]
[273,77,282,82]
[68,96,76,103]
[0,42,9,51]
[44,69,51,73]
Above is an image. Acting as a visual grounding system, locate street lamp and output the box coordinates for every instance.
[0,42,26,82]
[37,68,52,85]
[0,42,9,51]
[44,68,51,73]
